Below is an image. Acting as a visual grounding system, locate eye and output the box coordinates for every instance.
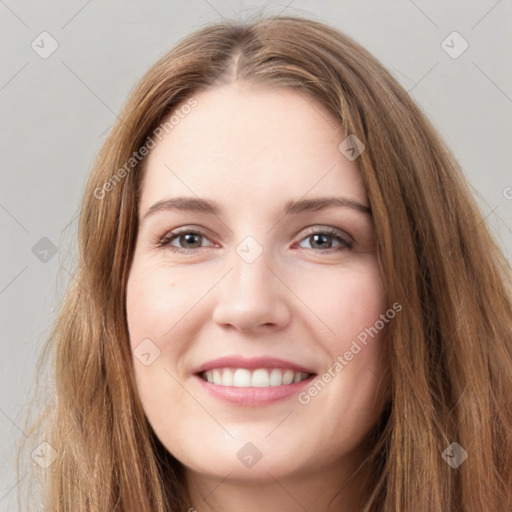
[153,226,353,254]
[154,229,214,253]
[296,227,352,253]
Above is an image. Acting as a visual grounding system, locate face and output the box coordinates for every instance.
[126,82,390,488]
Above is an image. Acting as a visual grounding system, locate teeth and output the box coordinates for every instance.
[251,368,270,387]
[202,368,310,388]
[233,369,251,387]
[282,370,294,385]
[221,368,233,386]
[269,368,283,386]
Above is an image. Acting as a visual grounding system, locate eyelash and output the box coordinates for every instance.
[152,227,353,254]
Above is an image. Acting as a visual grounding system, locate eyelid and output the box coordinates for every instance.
[296,225,353,244]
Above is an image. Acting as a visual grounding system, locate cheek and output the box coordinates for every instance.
[332,264,389,385]
[292,258,387,343]
[293,259,389,409]
[126,263,192,430]
[126,258,200,351]
[126,257,217,409]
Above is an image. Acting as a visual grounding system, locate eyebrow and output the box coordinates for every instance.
[142,195,371,221]
[284,197,371,215]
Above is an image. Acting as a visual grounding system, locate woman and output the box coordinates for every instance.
[19,15,512,511]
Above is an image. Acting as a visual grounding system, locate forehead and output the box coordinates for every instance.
[139,83,367,213]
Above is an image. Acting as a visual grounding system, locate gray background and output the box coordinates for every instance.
[1,0,511,509]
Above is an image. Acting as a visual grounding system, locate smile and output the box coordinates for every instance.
[200,368,312,387]
[194,356,316,405]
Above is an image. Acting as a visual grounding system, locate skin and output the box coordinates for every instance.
[126,82,391,512]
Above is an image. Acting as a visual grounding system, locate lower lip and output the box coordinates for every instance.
[195,374,316,406]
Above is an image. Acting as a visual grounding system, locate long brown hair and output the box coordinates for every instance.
[18,14,512,511]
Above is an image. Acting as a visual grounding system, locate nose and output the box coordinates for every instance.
[212,250,292,334]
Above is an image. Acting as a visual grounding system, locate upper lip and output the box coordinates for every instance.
[194,356,316,375]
